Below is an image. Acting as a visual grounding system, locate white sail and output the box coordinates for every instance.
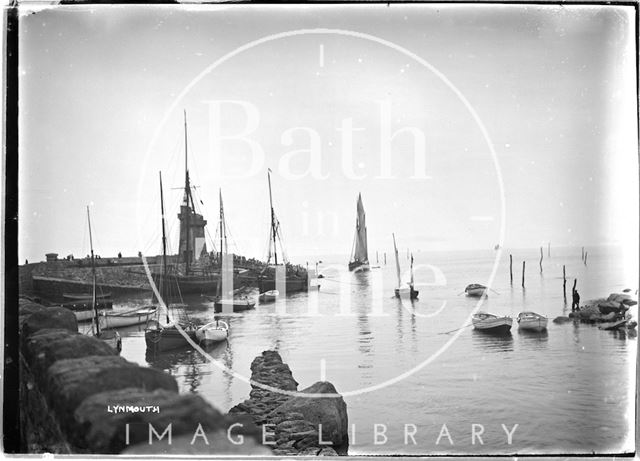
[351,193,369,263]
[393,233,402,289]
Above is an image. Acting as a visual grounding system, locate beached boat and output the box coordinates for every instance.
[195,320,229,344]
[84,206,122,353]
[99,306,157,330]
[472,312,512,333]
[392,233,418,300]
[598,318,629,331]
[465,284,487,297]
[348,193,370,272]
[259,290,279,303]
[517,311,548,332]
[257,170,309,293]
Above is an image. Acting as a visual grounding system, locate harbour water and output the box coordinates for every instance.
[112,245,636,455]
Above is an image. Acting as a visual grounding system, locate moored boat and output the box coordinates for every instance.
[348,193,370,272]
[472,312,512,333]
[258,290,279,303]
[392,234,418,300]
[84,206,122,353]
[257,170,309,293]
[99,306,157,330]
[145,320,199,352]
[195,320,229,344]
[465,283,487,297]
[517,311,548,332]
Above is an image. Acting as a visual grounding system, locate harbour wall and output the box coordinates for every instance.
[18,299,267,455]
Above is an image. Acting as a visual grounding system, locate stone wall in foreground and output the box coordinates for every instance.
[18,299,267,455]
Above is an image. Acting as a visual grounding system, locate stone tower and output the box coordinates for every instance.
[178,204,207,266]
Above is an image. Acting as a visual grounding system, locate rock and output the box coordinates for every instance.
[552,316,572,324]
[122,430,271,456]
[270,381,348,453]
[74,388,262,453]
[18,302,47,329]
[21,306,78,338]
[24,329,116,380]
[622,299,637,306]
[623,288,632,293]
[608,293,632,303]
[319,447,339,455]
[46,356,178,434]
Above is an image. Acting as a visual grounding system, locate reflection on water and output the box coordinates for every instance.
[471,329,514,352]
[117,247,636,455]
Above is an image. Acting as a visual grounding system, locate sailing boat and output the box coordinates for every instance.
[348,193,369,272]
[85,206,122,352]
[257,170,309,293]
[145,172,200,353]
[151,111,221,295]
[392,233,418,299]
[211,189,255,313]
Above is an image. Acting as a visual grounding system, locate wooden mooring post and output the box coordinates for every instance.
[581,246,584,262]
[539,247,543,273]
[384,252,387,265]
[584,251,588,266]
[522,261,526,287]
[509,254,513,284]
[562,265,567,300]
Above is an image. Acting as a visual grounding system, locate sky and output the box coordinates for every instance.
[17,4,638,264]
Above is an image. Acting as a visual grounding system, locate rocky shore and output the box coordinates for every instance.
[229,351,349,456]
[567,291,638,325]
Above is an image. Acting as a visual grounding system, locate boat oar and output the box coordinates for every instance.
[489,288,500,295]
[457,291,466,296]
[438,324,473,335]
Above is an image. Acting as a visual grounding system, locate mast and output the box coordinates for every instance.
[183,110,191,274]
[410,253,415,287]
[267,169,278,265]
[392,233,401,289]
[159,172,170,322]
[87,206,100,337]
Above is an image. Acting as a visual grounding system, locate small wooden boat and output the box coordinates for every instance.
[99,306,157,330]
[472,312,512,333]
[145,320,199,352]
[63,292,112,301]
[392,234,418,300]
[517,311,548,332]
[465,284,487,297]
[75,308,111,322]
[258,290,279,303]
[195,320,229,344]
[213,298,256,313]
[598,318,629,330]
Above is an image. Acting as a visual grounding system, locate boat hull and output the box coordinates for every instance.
[145,326,198,352]
[258,290,279,303]
[195,321,229,344]
[99,307,157,329]
[349,261,370,272]
[213,300,256,314]
[75,309,111,322]
[257,276,309,294]
[151,272,222,295]
[466,288,487,297]
[395,287,419,300]
[517,313,548,332]
[472,315,513,333]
